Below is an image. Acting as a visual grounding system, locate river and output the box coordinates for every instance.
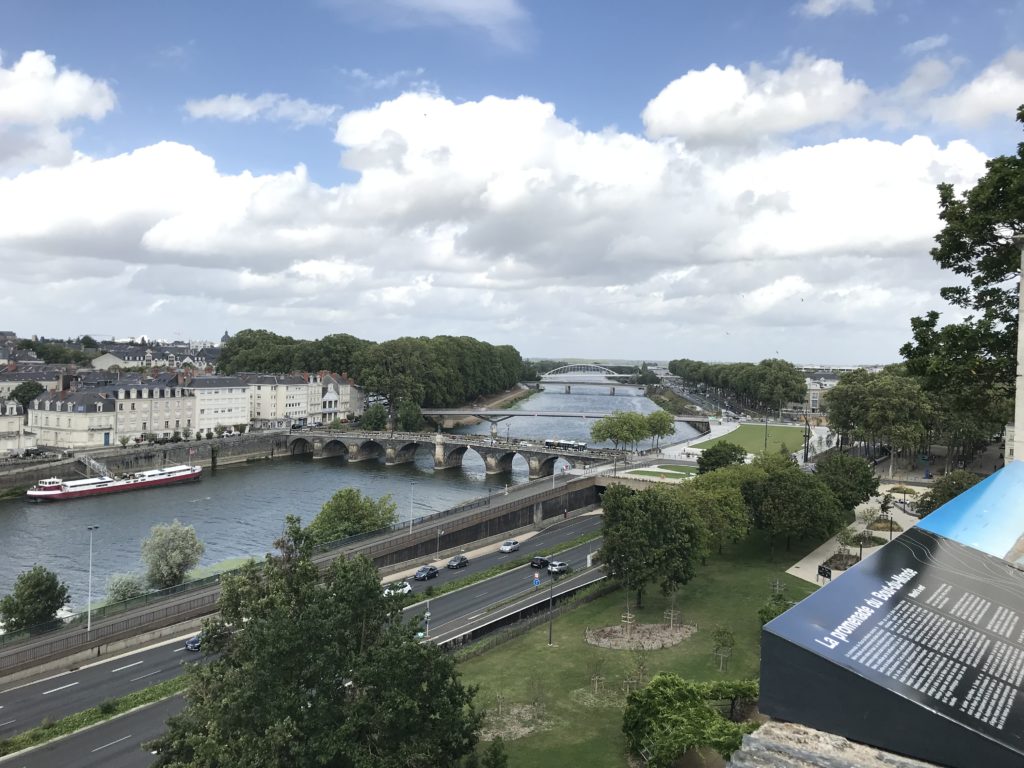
[0,384,694,608]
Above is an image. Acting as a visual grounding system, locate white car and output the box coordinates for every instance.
[383,580,412,596]
[499,540,520,553]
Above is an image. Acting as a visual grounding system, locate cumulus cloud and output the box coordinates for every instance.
[642,54,869,144]
[184,93,337,127]
[926,49,1024,127]
[902,34,950,56]
[796,0,874,18]
[0,50,116,171]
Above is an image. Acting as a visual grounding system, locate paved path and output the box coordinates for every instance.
[787,482,922,586]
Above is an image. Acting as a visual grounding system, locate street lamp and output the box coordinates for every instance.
[548,571,557,646]
[424,600,431,638]
[408,481,416,534]
[87,525,99,634]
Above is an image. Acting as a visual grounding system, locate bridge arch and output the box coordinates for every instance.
[542,364,620,377]
[321,439,350,459]
[289,436,313,455]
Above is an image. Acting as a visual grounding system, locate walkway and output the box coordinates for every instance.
[787,482,922,586]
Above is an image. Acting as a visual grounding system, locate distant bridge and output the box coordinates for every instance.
[418,409,711,433]
[539,364,640,392]
[287,429,625,479]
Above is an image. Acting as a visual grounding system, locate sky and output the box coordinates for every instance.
[1,0,1022,365]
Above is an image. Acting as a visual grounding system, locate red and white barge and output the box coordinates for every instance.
[27,464,202,501]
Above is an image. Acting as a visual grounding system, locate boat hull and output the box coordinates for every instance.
[27,467,202,502]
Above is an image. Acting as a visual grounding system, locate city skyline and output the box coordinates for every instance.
[1,0,1022,362]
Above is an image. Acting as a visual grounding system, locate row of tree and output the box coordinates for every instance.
[219,330,524,413]
[589,410,675,451]
[823,365,1004,476]
[667,358,806,416]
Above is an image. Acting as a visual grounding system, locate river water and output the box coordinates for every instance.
[0,384,694,608]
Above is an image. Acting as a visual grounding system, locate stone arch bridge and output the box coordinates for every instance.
[286,429,620,479]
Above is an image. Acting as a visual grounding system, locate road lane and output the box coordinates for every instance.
[0,514,604,739]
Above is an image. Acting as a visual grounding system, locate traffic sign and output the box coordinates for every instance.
[533,577,541,587]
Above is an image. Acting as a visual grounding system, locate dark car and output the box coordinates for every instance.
[447,554,469,569]
[530,555,550,569]
[413,565,439,581]
[185,634,202,651]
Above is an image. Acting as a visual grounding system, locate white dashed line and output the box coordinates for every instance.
[42,681,79,695]
[129,670,162,682]
[91,734,132,752]
[111,660,144,673]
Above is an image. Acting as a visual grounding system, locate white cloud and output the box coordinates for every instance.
[340,67,436,92]
[184,93,337,127]
[902,34,950,56]
[642,54,869,144]
[796,0,874,18]
[926,49,1024,127]
[326,0,527,45]
[0,50,116,171]
[798,0,872,17]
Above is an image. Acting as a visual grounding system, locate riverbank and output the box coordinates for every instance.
[444,385,536,427]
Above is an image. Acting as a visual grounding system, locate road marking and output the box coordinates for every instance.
[111,660,144,673]
[467,613,484,621]
[130,670,162,682]
[91,734,132,752]
[0,718,15,727]
[42,681,79,695]
[0,670,71,695]
[173,646,186,653]
[476,591,489,597]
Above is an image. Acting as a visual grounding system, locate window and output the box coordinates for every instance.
[131,403,135,411]
[200,409,205,414]
[118,403,123,411]
[175,419,180,428]
[164,421,169,429]
[142,422,147,430]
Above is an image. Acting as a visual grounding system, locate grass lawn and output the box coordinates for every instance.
[458,532,821,768]
[693,424,807,456]
[627,465,697,479]
[188,556,258,580]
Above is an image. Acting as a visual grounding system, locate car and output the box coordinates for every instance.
[383,580,412,596]
[499,540,520,553]
[447,554,470,569]
[530,555,550,569]
[413,565,439,581]
[547,561,569,575]
[185,634,202,651]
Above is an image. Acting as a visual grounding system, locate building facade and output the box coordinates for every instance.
[239,373,309,428]
[0,400,31,457]
[184,376,249,435]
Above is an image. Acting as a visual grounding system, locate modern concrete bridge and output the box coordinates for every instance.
[538,363,638,393]
[286,429,624,479]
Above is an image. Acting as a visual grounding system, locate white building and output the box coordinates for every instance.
[108,375,196,442]
[239,374,309,428]
[28,391,118,449]
[0,400,32,457]
[184,375,249,435]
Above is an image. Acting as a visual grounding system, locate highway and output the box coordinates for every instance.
[0,513,604,755]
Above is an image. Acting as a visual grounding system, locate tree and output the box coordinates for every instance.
[758,592,794,626]
[397,399,423,432]
[182,426,193,440]
[360,403,388,431]
[0,565,70,632]
[601,485,710,608]
[916,470,981,517]
[590,411,651,451]
[105,573,146,603]
[118,436,130,448]
[147,518,482,767]
[689,472,751,553]
[813,453,879,518]
[141,520,205,589]
[646,410,675,450]
[306,488,398,545]
[9,381,44,412]
[697,441,747,474]
[79,334,99,349]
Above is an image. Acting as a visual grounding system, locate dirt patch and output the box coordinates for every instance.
[823,552,860,571]
[585,623,696,650]
[480,703,551,742]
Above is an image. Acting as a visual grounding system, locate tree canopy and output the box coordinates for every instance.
[915,470,981,517]
[696,441,747,474]
[306,488,398,545]
[148,518,482,767]
[8,381,44,411]
[0,565,70,632]
[813,453,879,516]
[141,520,205,589]
[668,358,806,415]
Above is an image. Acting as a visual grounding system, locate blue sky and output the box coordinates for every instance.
[1,0,1022,361]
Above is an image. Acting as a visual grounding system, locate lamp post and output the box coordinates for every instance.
[424,600,431,639]
[408,481,416,534]
[87,525,99,634]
